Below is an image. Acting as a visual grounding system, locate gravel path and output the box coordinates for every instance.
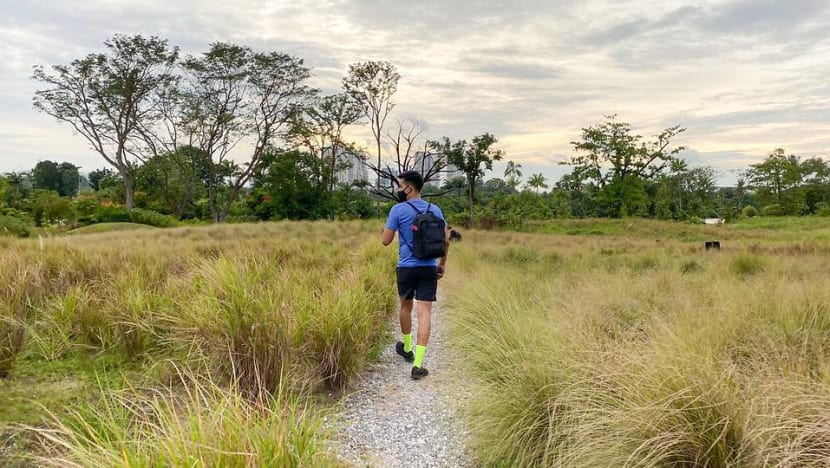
[332,300,473,467]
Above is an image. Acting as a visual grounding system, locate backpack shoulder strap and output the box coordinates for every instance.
[405,201,423,215]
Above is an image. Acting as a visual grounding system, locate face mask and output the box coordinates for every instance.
[397,189,408,202]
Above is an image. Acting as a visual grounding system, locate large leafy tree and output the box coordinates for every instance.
[31,161,60,194]
[799,156,830,213]
[32,161,80,197]
[680,166,717,218]
[745,148,805,215]
[441,133,504,225]
[134,146,209,218]
[32,34,179,210]
[179,43,313,222]
[654,162,717,219]
[88,168,121,192]
[1,173,33,211]
[564,115,685,217]
[287,93,363,193]
[250,149,327,220]
[58,162,81,198]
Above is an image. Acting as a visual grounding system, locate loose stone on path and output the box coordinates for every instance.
[332,302,472,467]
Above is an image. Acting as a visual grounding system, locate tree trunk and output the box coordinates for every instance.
[175,182,194,220]
[376,137,382,218]
[207,161,220,223]
[329,142,338,194]
[123,171,135,211]
[209,183,219,223]
[468,183,475,227]
[218,184,243,224]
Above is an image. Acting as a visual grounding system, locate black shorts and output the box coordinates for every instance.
[396,266,439,302]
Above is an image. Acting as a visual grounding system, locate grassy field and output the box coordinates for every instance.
[523,216,830,243]
[1,221,397,466]
[3,216,829,466]
[443,217,830,466]
[65,222,158,235]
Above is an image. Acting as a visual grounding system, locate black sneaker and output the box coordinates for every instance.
[411,366,429,380]
[395,341,414,362]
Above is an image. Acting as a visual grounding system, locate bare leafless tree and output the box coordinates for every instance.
[343,61,399,209]
[357,119,452,201]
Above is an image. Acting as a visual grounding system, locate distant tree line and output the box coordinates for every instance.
[3,135,828,236]
[2,34,827,236]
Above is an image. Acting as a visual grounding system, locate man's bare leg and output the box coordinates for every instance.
[399,298,413,335]
[412,300,433,377]
[396,298,415,360]
[416,300,432,347]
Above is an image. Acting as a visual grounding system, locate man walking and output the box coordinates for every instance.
[381,171,449,380]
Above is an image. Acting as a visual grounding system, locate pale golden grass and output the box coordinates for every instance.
[444,228,830,467]
[0,220,396,464]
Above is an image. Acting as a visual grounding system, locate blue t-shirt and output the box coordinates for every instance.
[386,199,446,268]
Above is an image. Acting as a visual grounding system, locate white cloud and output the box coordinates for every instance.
[0,0,828,186]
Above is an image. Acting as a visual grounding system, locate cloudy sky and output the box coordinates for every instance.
[2,0,829,185]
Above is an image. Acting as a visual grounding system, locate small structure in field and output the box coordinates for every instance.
[703,218,725,225]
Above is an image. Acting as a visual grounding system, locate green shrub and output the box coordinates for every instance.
[762,204,784,216]
[72,195,100,217]
[222,214,259,224]
[741,205,759,218]
[128,208,178,227]
[93,205,131,223]
[730,253,765,277]
[32,190,74,226]
[446,213,469,229]
[816,202,830,217]
[85,206,177,228]
[0,216,30,238]
[629,254,659,272]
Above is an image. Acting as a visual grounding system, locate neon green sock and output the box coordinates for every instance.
[402,334,412,353]
[413,344,427,368]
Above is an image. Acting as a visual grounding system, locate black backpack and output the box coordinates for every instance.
[405,202,447,260]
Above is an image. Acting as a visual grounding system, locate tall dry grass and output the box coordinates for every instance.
[29,365,334,467]
[0,251,45,377]
[0,220,397,463]
[444,229,830,466]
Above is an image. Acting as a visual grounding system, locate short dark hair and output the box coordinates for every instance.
[398,171,424,191]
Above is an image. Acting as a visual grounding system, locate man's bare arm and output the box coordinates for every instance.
[381,228,396,246]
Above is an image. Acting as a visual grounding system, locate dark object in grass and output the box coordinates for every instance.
[449,227,462,242]
[705,240,721,251]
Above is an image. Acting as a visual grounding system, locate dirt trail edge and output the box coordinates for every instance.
[332,299,472,467]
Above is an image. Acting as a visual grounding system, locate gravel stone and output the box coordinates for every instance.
[331,301,473,467]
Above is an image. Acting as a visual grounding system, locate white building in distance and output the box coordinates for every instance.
[326,148,369,187]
